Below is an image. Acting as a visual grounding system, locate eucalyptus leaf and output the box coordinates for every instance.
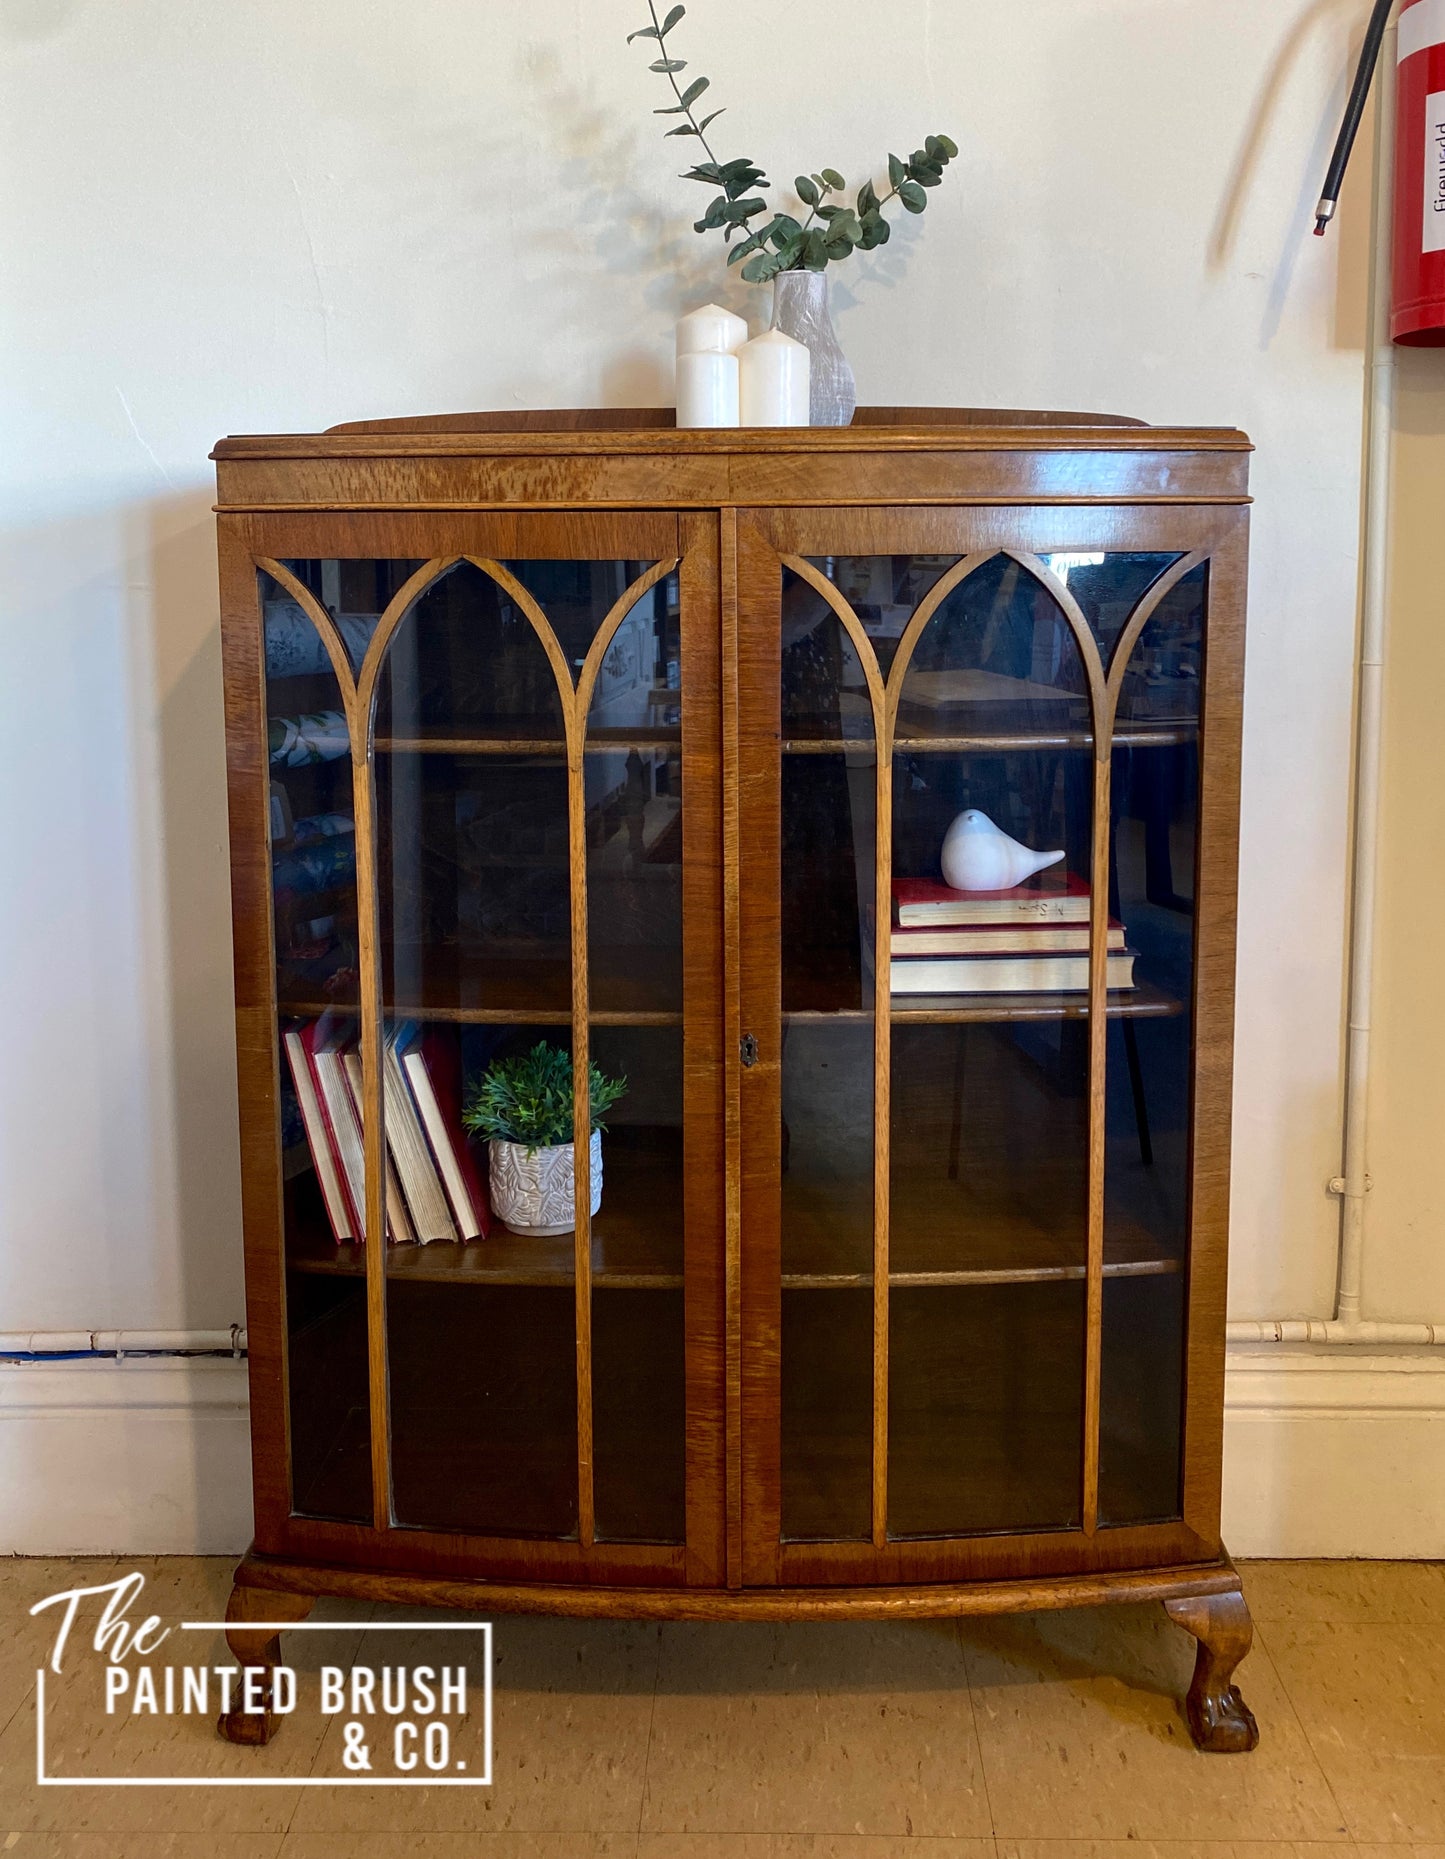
[770,213,802,243]
[888,153,906,190]
[626,25,660,40]
[649,57,686,71]
[796,174,819,206]
[741,251,783,282]
[697,108,726,131]
[821,167,846,190]
[914,165,942,187]
[804,227,829,269]
[661,3,686,31]
[679,74,709,106]
[857,180,879,216]
[936,133,959,159]
[898,180,927,212]
[666,123,700,135]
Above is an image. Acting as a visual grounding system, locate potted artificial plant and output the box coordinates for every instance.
[463,1042,628,1236]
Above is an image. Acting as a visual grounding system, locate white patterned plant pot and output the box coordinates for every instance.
[488,1132,603,1237]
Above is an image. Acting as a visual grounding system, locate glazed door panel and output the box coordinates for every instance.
[734,505,1245,1586]
[227,510,725,1584]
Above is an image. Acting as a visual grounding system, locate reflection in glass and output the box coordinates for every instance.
[586,747,682,1016]
[363,555,685,1546]
[262,569,371,1523]
[1042,552,1181,664]
[377,752,572,1021]
[890,1283,1084,1537]
[375,562,563,744]
[277,558,425,674]
[894,554,1091,743]
[889,1023,1088,1279]
[782,1288,871,1541]
[1099,564,1205,1526]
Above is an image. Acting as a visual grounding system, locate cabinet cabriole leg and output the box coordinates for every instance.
[216,1579,314,1746]
[1163,1586,1260,1753]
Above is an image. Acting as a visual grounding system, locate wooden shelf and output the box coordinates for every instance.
[280,951,683,1027]
[781,1194,1180,1290]
[783,980,1184,1026]
[375,729,680,757]
[287,1128,684,1289]
[781,727,1195,754]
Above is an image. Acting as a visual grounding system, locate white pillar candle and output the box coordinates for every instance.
[675,301,748,359]
[738,327,810,427]
[676,349,740,429]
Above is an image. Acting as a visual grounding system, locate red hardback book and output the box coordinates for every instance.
[284,1019,356,1241]
[894,870,1091,926]
[398,1026,492,1241]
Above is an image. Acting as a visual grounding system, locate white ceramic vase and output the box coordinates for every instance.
[940,809,1066,892]
[489,1131,603,1236]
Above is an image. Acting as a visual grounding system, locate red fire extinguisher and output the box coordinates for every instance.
[1316,0,1445,345]
[1392,0,1445,341]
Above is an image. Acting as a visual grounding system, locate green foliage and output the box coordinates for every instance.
[462,1043,628,1152]
[624,2,957,280]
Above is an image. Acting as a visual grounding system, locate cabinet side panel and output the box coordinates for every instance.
[219,516,291,1544]
[1182,513,1248,1543]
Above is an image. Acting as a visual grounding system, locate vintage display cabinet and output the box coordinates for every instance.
[214,407,1256,1751]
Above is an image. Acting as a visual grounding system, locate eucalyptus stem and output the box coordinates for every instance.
[624,4,958,281]
[644,0,722,171]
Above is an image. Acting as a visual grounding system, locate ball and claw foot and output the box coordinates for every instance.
[1163,1588,1260,1753]
[215,1579,314,1747]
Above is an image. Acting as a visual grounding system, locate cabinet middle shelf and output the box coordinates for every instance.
[286,1126,685,1289]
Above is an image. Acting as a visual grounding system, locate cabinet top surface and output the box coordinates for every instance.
[212,406,1252,460]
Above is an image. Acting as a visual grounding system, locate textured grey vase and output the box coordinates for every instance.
[770,270,856,427]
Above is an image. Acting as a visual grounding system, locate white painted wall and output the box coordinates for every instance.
[0,0,1401,1548]
[1364,344,1445,1322]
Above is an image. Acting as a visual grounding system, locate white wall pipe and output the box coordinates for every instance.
[0,1328,246,1356]
[1229,1319,1443,1345]
[1227,17,1444,1351]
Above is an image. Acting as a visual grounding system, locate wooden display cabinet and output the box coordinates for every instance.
[213,407,1256,1753]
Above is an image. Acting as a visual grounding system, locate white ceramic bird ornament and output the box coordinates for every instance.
[940,809,1066,893]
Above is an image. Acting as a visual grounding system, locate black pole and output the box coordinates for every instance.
[1315,0,1395,234]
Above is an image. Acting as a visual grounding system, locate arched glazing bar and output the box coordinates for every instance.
[348,554,677,1546]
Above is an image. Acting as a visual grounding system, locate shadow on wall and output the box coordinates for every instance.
[131,492,247,1337]
[1209,0,1373,351]
[516,41,926,397]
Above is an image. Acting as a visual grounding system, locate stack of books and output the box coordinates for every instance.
[886,871,1137,996]
[283,1018,490,1245]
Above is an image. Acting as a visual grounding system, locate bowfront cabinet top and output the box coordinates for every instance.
[214,410,1259,1753]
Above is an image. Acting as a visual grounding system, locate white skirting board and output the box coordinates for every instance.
[1222,1344,1445,1557]
[5,1347,1445,1558]
[0,1358,253,1556]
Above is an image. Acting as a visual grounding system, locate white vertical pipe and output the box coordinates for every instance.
[1335,14,1397,1327]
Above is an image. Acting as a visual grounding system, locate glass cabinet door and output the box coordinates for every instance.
[739,515,1222,1581]
[259,529,717,1573]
